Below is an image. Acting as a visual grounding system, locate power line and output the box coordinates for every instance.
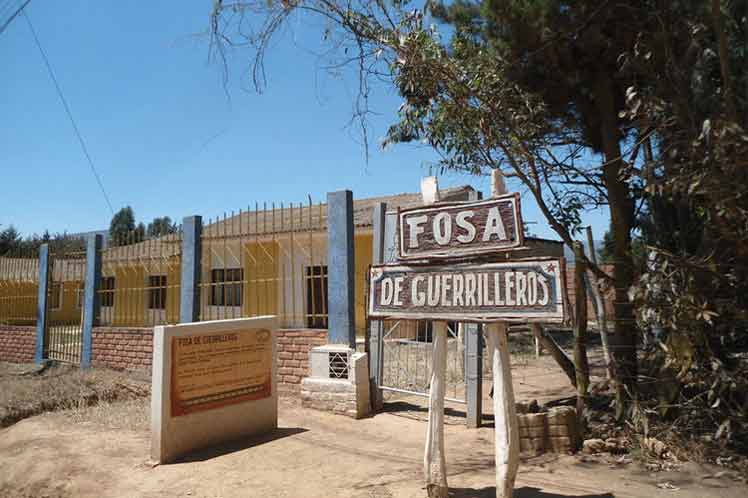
[0,0,30,35]
[22,9,115,215]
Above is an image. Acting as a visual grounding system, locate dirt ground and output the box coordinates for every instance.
[1,354,746,498]
[0,361,149,428]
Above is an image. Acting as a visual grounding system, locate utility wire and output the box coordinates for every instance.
[22,9,115,215]
[0,0,31,35]
[0,0,30,35]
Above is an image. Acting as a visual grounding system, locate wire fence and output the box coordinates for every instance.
[0,249,40,326]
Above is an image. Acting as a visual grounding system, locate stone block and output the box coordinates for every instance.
[518,425,546,439]
[517,413,547,428]
[547,424,571,437]
[548,436,573,453]
[519,437,545,456]
[300,350,370,419]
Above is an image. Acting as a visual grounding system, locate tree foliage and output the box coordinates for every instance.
[147,216,177,238]
[109,206,137,245]
[623,0,748,451]
[109,207,175,245]
[0,226,84,256]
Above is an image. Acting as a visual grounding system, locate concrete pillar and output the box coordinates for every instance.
[369,202,387,410]
[327,190,355,349]
[465,323,483,428]
[180,216,202,324]
[81,234,103,368]
[34,244,50,364]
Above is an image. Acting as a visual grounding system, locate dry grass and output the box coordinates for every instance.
[63,397,151,432]
[0,361,150,428]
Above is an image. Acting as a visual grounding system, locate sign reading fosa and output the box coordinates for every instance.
[368,259,564,322]
[398,194,523,260]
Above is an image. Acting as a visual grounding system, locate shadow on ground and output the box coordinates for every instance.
[382,400,468,419]
[174,427,308,463]
[450,487,615,498]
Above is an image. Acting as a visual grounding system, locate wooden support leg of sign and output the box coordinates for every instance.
[486,322,519,498]
[424,321,448,498]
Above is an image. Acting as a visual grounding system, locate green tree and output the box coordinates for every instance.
[135,222,146,243]
[419,0,649,414]
[0,226,22,255]
[147,216,177,237]
[109,207,137,245]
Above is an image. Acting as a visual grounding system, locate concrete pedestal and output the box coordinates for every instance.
[301,345,370,419]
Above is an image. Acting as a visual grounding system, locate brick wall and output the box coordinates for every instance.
[91,327,153,371]
[90,326,327,395]
[2,324,328,396]
[276,329,327,394]
[0,325,36,363]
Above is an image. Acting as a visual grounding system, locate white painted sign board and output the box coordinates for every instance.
[368,258,564,323]
[150,316,278,464]
[398,193,523,260]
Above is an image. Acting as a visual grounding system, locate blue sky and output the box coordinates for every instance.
[1,1,609,241]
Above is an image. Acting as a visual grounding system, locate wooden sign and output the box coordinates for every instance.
[171,328,273,416]
[398,193,523,260]
[368,258,563,322]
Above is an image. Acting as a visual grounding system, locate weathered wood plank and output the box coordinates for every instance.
[424,321,448,498]
[368,259,565,322]
[486,322,519,498]
[397,194,524,260]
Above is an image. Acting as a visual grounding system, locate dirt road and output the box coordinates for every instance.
[0,395,744,498]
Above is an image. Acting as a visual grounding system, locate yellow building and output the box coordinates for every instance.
[2,186,477,335]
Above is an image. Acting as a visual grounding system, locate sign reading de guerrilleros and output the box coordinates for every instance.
[368,259,564,322]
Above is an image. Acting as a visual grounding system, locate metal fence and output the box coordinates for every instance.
[198,201,331,330]
[0,250,39,326]
[97,229,183,328]
[379,320,467,403]
[2,197,382,342]
[46,248,86,363]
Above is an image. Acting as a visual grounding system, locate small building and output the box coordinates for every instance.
[0,186,578,336]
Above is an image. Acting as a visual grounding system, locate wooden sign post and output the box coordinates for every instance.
[370,171,563,498]
[486,171,520,498]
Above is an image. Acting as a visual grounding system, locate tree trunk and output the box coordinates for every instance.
[573,243,591,431]
[424,321,448,498]
[594,72,637,420]
[486,322,519,498]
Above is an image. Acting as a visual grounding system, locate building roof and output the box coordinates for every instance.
[0,186,480,275]
[201,185,477,238]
